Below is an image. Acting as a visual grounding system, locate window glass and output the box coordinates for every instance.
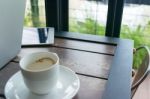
[121,2,150,47]
[69,0,108,36]
[120,1,150,69]
[24,0,46,27]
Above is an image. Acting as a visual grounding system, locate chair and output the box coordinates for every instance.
[131,46,150,98]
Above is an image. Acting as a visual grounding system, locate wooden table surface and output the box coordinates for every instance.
[0,37,133,99]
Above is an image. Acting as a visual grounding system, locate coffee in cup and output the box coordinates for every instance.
[26,58,55,71]
[20,52,59,95]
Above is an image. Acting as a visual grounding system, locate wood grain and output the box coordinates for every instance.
[0,62,20,94]
[54,38,116,55]
[74,75,107,99]
[13,47,113,79]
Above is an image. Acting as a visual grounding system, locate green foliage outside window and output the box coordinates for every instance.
[121,23,150,69]
[24,0,45,27]
[69,18,105,35]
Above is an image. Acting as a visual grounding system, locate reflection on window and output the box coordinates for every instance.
[24,0,46,27]
[69,0,108,36]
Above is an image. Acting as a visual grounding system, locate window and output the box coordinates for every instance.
[120,1,150,69]
[45,0,124,37]
[69,0,108,36]
[24,0,46,27]
[121,1,150,47]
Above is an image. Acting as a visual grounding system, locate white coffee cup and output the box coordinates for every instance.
[19,52,59,95]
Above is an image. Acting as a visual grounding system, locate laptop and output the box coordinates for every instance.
[0,0,26,69]
[22,27,54,46]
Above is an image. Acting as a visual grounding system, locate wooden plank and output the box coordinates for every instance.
[133,73,150,99]
[74,75,107,99]
[13,47,113,79]
[0,62,20,94]
[0,62,107,99]
[54,38,116,55]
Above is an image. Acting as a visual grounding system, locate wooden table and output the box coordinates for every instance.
[0,33,133,99]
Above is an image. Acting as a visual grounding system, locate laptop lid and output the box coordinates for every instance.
[0,0,26,69]
[22,27,54,46]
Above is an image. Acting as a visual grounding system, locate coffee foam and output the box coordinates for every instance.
[26,58,55,71]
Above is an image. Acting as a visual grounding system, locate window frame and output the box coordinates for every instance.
[45,0,124,38]
[45,0,68,32]
[105,0,124,37]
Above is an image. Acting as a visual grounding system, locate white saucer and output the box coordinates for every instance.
[4,66,80,99]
